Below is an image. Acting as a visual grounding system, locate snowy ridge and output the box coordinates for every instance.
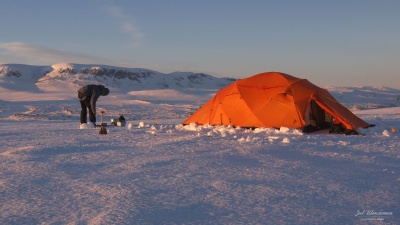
[0,63,237,119]
[0,63,235,93]
[2,63,399,110]
[327,86,400,110]
[1,63,399,122]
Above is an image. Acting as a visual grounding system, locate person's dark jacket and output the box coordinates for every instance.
[78,84,110,114]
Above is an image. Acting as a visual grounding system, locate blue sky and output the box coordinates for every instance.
[1,0,399,88]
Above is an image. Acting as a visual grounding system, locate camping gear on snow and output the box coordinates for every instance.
[111,118,118,125]
[110,115,126,126]
[182,72,370,134]
[118,114,126,126]
[99,111,107,134]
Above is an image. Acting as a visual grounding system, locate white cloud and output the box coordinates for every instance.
[0,42,118,65]
[101,3,144,47]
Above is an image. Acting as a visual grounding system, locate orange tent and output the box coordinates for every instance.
[183,72,370,132]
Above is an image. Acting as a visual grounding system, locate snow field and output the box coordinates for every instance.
[1,115,399,224]
[1,66,400,223]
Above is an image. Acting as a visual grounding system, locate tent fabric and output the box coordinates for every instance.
[182,72,370,131]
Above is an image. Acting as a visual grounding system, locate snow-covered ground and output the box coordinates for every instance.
[1,64,400,224]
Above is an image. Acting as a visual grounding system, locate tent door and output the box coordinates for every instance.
[304,100,333,133]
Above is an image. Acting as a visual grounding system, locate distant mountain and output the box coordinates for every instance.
[327,86,400,110]
[0,63,236,93]
[1,63,399,111]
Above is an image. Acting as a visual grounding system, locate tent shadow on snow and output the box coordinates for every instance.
[183,72,371,134]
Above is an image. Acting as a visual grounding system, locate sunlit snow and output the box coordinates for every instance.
[1,64,399,224]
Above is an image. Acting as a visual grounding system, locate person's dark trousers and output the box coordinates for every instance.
[80,99,96,124]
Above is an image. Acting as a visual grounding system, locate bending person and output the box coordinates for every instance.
[77,84,110,125]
